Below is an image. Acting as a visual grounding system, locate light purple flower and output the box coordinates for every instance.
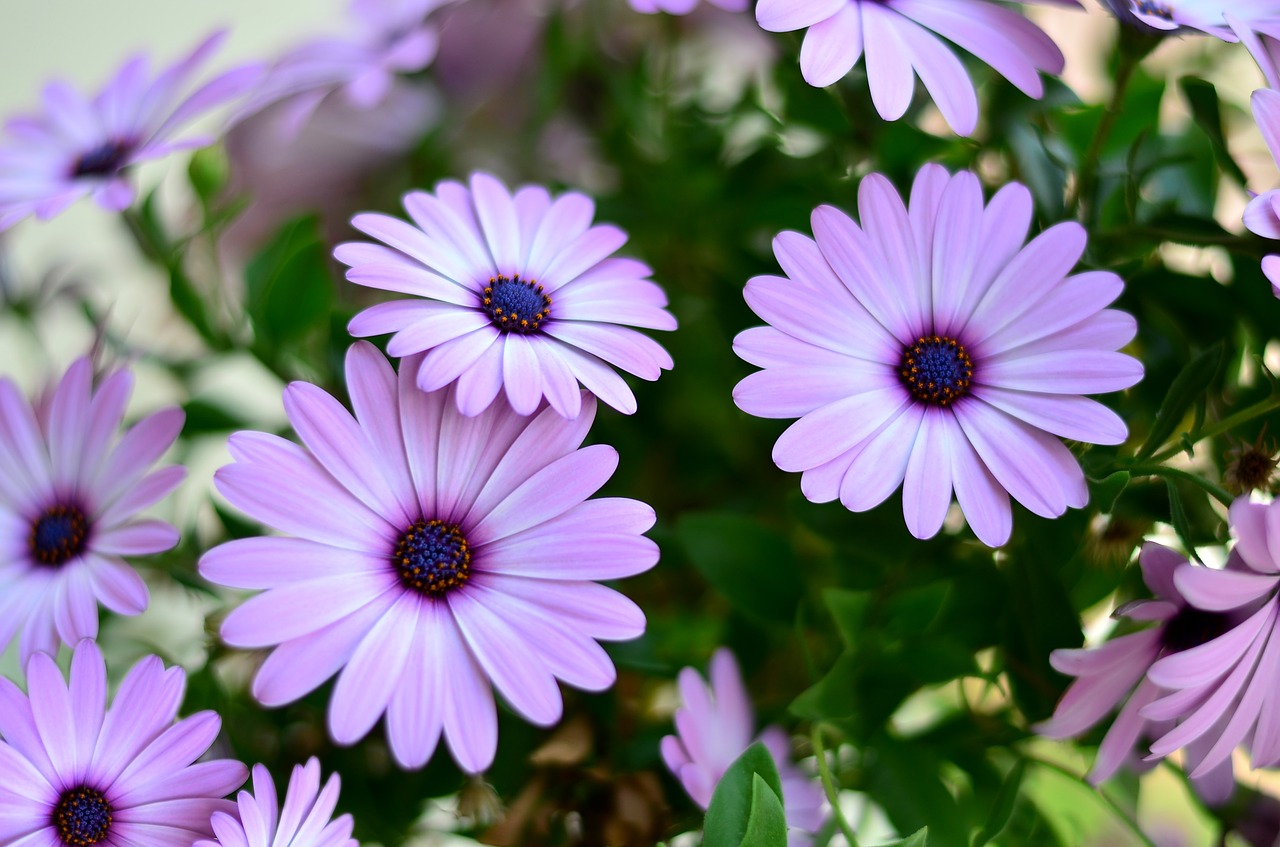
[336,172,676,418]
[0,357,185,663]
[238,0,450,136]
[1120,2,1280,86]
[200,342,657,773]
[196,758,356,847]
[0,32,260,230]
[753,0,1078,136]
[0,639,247,847]
[1036,543,1240,803]
[661,649,826,845]
[1141,498,1280,783]
[733,165,1142,547]
[630,0,748,14]
[1243,89,1280,298]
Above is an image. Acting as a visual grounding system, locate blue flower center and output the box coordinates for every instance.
[900,335,974,406]
[30,504,89,566]
[54,786,112,846]
[70,141,131,178]
[1135,0,1174,20]
[1163,608,1232,654]
[393,519,472,596]
[481,275,551,334]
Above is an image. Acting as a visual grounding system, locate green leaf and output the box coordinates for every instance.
[703,743,785,847]
[1088,471,1130,514]
[182,399,248,435]
[677,512,802,625]
[244,216,335,345]
[1138,342,1223,459]
[739,775,788,847]
[188,146,229,216]
[1180,78,1249,187]
[971,760,1025,847]
[880,829,929,847]
[1164,479,1203,563]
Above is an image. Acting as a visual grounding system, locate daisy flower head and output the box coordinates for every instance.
[629,0,748,15]
[1120,1,1280,86]
[661,649,826,845]
[753,0,1079,136]
[336,172,676,418]
[0,32,261,230]
[1037,543,1243,803]
[200,342,658,773]
[1243,89,1280,297]
[0,357,186,663]
[0,640,247,847]
[732,165,1143,547]
[197,758,356,847]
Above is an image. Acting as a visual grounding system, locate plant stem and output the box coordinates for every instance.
[811,724,861,847]
[1148,394,1280,464]
[1126,464,1234,507]
[1067,34,1142,223]
[1023,755,1158,847]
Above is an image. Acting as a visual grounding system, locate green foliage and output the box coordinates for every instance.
[704,743,787,847]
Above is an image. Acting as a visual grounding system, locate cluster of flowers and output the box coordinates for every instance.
[2,0,1280,843]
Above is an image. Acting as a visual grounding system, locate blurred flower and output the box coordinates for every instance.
[1111,2,1280,86]
[238,0,450,136]
[629,0,747,14]
[0,357,185,663]
[336,172,676,419]
[753,0,1077,136]
[1224,429,1279,495]
[200,342,657,773]
[0,640,247,847]
[1037,543,1240,803]
[1243,89,1280,298]
[733,165,1142,547]
[660,649,827,844]
[0,32,260,229]
[197,758,356,847]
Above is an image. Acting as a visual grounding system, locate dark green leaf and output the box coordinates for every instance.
[244,216,335,345]
[703,743,785,847]
[1164,479,1202,564]
[677,512,802,625]
[1180,78,1249,187]
[182,399,249,435]
[1138,342,1223,459]
[739,775,788,847]
[971,760,1025,847]
[880,829,929,847]
[1088,471,1130,514]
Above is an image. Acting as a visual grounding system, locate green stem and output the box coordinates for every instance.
[1067,37,1141,223]
[1126,464,1234,507]
[811,725,860,847]
[1023,756,1158,847]
[1148,394,1280,464]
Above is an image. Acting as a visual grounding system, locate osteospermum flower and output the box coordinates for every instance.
[629,0,747,14]
[336,172,675,419]
[1243,89,1280,298]
[732,165,1142,547]
[1118,1,1280,86]
[0,357,185,662]
[661,649,826,845]
[753,0,1078,136]
[0,640,247,847]
[1037,543,1241,803]
[0,32,260,230]
[197,758,356,847]
[200,342,657,772]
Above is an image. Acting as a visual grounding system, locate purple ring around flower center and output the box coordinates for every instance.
[481,275,551,334]
[30,503,90,566]
[53,786,112,847]
[899,335,974,406]
[393,518,472,596]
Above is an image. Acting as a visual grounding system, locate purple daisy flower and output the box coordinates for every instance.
[1036,543,1241,803]
[1141,498,1280,782]
[752,0,1078,136]
[661,649,827,845]
[196,758,356,847]
[1118,2,1280,86]
[335,172,676,419]
[1243,89,1280,298]
[0,32,260,230]
[199,342,657,773]
[0,357,185,663]
[733,165,1142,547]
[629,0,748,14]
[0,639,247,847]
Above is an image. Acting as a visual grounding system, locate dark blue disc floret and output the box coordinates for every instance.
[54,786,112,847]
[70,140,132,179]
[30,503,90,566]
[393,519,472,596]
[481,274,551,334]
[900,335,974,406]
[1162,607,1233,654]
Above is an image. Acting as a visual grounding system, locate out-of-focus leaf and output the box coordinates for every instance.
[870,737,966,847]
[704,743,785,847]
[1164,479,1202,564]
[880,829,929,847]
[824,588,870,647]
[188,146,229,216]
[182,399,249,435]
[1180,77,1249,187]
[677,512,802,625]
[245,216,334,345]
[1089,471,1130,514]
[1138,342,1222,458]
[971,760,1025,847]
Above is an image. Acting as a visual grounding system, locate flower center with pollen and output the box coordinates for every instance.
[30,504,89,566]
[1135,0,1174,21]
[900,335,974,406]
[393,519,472,596]
[70,141,131,178]
[481,275,551,334]
[1163,607,1233,654]
[53,786,112,846]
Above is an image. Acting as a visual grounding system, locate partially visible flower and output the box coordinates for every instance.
[200,342,658,773]
[629,0,747,14]
[753,0,1078,136]
[0,640,247,847]
[197,758,356,847]
[0,32,260,229]
[336,172,675,419]
[1036,543,1241,803]
[0,357,185,663]
[733,165,1142,547]
[238,0,450,136]
[1243,89,1280,298]
[661,649,826,845]
[1224,429,1279,495]
[1115,1,1280,87]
